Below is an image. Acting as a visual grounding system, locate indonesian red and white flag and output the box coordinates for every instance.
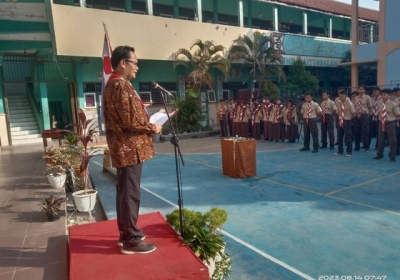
[102,23,113,85]
[100,23,113,126]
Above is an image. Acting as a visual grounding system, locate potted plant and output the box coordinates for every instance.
[166,207,230,279]
[63,109,107,212]
[38,194,65,221]
[43,145,70,189]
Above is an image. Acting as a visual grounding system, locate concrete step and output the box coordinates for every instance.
[11,133,41,140]
[9,116,36,123]
[8,101,30,106]
[12,138,43,146]
[10,121,38,128]
[10,129,40,136]
[9,111,34,118]
[7,95,27,100]
[10,125,39,132]
[8,104,32,113]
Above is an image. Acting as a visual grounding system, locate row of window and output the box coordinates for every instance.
[67,0,351,40]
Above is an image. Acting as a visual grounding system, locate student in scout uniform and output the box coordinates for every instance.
[262,98,274,140]
[320,91,337,149]
[227,99,235,136]
[373,89,400,162]
[217,99,228,137]
[284,99,299,143]
[232,100,241,137]
[334,90,356,157]
[251,102,263,140]
[239,101,250,137]
[259,99,265,137]
[300,93,322,153]
[393,89,400,155]
[369,87,382,149]
[353,85,373,152]
[273,98,285,141]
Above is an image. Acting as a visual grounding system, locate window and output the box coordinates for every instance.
[132,0,146,14]
[223,90,231,100]
[179,7,195,21]
[139,82,177,104]
[153,3,173,18]
[203,11,213,23]
[84,93,96,108]
[208,90,216,103]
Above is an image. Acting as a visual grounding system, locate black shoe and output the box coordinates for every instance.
[320,145,327,149]
[373,156,383,160]
[121,241,157,255]
[300,147,310,151]
[354,148,360,151]
[312,149,318,153]
[390,158,396,162]
[118,234,146,247]
[329,146,334,150]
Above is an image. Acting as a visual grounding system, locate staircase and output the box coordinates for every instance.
[5,83,42,145]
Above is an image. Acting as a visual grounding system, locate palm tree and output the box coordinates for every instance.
[174,39,230,92]
[174,39,230,127]
[227,31,284,98]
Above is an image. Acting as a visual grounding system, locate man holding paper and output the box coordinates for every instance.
[103,45,162,255]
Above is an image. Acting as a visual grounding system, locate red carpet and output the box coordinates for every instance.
[68,212,209,280]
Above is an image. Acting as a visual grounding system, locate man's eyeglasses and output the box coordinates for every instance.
[124,59,138,66]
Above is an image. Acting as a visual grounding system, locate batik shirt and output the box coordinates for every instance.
[103,73,157,168]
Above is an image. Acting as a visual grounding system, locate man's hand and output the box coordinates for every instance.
[154,124,162,134]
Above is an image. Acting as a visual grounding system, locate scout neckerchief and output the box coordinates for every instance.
[251,104,262,126]
[240,105,248,121]
[381,102,387,131]
[287,105,296,122]
[306,102,311,125]
[372,96,381,121]
[322,101,327,124]
[275,104,283,123]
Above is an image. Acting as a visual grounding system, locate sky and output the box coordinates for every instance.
[334,0,379,10]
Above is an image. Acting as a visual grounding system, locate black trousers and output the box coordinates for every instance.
[396,124,400,154]
[116,163,144,245]
[321,114,335,147]
[369,119,379,148]
[353,114,370,149]
[303,118,319,149]
[219,114,228,137]
[337,120,353,154]
[377,121,397,159]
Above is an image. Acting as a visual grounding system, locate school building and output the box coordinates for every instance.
[0,0,380,146]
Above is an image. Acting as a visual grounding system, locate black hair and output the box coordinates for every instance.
[381,88,391,94]
[392,87,399,92]
[338,90,346,95]
[372,86,381,92]
[111,45,135,69]
[351,91,358,95]
[358,84,367,90]
[304,92,312,97]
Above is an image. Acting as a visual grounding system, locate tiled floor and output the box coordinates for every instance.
[0,143,67,280]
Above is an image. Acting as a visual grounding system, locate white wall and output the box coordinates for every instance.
[52,5,257,59]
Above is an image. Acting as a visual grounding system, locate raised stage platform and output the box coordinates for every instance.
[68,212,209,280]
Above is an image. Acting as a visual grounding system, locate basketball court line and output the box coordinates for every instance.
[169,155,400,216]
[141,185,315,280]
[326,171,400,195]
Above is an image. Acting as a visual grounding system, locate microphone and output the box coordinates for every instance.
[150,81,175,99]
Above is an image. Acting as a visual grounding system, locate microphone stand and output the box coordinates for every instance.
[158,89,186,238]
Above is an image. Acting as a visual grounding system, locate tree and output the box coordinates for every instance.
[283,58,319,98]
[174,39,230,127]
[174,39,230,91]
[227,31,284,98]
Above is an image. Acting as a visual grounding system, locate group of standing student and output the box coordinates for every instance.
[217,85,400,162]
[217,97,299,143]
[299,85,400,162]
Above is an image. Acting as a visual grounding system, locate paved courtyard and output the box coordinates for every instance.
[91,135,400,280]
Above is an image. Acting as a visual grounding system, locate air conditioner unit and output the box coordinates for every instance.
[132,10,146,14]
[110,7,125,12]
[160,14,173,18]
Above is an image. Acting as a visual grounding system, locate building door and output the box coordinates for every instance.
[68,82,79,132]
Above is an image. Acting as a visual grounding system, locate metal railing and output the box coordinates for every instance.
[358,24,379,44]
